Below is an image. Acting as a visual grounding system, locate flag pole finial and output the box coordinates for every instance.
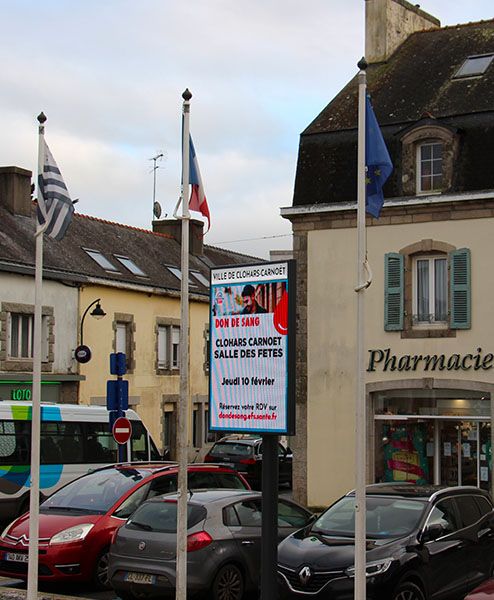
[37,112,47,124]
[357,57,368,71]
[182,89,192,101]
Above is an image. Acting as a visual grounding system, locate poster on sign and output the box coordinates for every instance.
[209,261,295,435]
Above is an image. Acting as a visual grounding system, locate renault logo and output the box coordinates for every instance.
[299,566,312,586]
[138,541,146,551]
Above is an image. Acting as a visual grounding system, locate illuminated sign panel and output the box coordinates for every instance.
[209,261,295,435]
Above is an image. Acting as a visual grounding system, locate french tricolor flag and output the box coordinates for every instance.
[188,135,210,233]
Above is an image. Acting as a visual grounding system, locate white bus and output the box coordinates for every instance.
[0,402,161,522]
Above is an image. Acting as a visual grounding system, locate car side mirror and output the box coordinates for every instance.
[422,523,444,543]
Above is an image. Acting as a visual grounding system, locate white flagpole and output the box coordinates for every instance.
[175,88,191,600]
[354,59,368,600]
[27,112,48,600]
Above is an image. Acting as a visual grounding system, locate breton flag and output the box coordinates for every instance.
[188,135,210,233]
[37,140,75,240]
[365,95,393,219]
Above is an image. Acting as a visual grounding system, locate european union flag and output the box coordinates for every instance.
[365,96,393,218]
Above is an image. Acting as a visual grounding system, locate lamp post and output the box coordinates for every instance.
[75,299,106,363]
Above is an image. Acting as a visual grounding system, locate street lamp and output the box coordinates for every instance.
[75,299,106,363]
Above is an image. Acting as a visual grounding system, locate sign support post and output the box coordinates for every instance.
[208,260,296,600]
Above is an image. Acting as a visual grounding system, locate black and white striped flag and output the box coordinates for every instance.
[37,140,75,240]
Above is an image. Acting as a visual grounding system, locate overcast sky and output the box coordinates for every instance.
[1,1,492,258]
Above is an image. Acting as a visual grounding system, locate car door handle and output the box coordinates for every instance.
[241,540,255,545]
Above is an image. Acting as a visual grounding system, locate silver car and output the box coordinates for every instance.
[108,489,315,600]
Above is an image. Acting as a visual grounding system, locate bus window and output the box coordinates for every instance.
[130,421,148,461]
[0,421,30,464]
[40,421,84,464]
[84,422,118,463]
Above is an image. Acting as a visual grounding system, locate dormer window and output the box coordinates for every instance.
[400,121,458,197]
[417,142,443,193]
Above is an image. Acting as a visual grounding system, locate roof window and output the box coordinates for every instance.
[191,271,210,287]
[84,249,120,272]
[453,54,494,79]
[166,266,197,287]
[114,255,147,277]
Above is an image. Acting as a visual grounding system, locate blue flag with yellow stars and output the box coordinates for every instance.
[365,95,393,218]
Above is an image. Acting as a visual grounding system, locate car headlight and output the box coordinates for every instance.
[346,558,393,578]
[50,524,94,545]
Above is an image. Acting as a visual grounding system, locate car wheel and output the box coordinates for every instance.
[392,581,426,600]
[212,563,244,600]
[93,547,111,590]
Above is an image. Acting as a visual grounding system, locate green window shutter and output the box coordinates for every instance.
[450,248,471,329]
[384,253,404,331]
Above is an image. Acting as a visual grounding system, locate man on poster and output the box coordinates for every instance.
[241,284,267,314]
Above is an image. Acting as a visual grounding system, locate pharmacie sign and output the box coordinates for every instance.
[209,261,296,435]
[367,347,494,373]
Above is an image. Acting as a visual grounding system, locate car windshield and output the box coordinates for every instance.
[128,501,206,533]
[209,442,253,457]
[312,495,427,539]
[41,468,147,514]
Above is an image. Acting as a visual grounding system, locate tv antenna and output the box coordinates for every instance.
[149,152,164,220]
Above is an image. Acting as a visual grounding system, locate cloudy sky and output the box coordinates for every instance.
[1,1,492,258]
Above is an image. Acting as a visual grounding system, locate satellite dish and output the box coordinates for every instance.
[153,201,162,219]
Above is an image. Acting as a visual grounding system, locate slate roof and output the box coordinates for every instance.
[0,204,262,299]
[293,19,494,207]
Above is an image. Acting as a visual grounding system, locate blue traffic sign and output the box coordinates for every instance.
[106,379,129,411]
[110,352,127,376]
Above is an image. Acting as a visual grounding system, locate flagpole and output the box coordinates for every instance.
[27,112,48,600]
[175,88,191,600]
[355,58,368,600]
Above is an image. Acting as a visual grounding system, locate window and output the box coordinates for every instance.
[114,255,147,277]
[413,255,448,324]
[426,499,459,536]
[84,422,118,463]
[453,54,494,79]
[157,324,180,371]
[384,245,471,335]
[166,266,197,287]
[400,122,457,197]
[84,249,120,272]
[417,142,443,193]
[113,314,135,371]
[191,271,210,287]
[8,313,49,361]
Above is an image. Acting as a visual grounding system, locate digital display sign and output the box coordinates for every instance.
[209,261,295,435]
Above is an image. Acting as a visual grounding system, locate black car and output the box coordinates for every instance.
[277,484,494,600]
[204,436,292,489]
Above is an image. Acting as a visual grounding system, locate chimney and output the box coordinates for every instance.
[0,166,33,217]
[365,0,440,63]
[152,218,204,255]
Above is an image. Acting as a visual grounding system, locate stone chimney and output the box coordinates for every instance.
[365,0,440,63]
[0,166,33,216]
[152,218,205,255]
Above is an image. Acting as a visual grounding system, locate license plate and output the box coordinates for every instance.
[5,552,29,563]
[124,571,156,584]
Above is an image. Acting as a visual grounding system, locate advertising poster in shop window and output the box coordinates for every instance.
[209,261,295,435]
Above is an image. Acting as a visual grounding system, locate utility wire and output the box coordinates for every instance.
[215,233,292,245]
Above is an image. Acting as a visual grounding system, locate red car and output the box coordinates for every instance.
[0,462,249,588]
[466,580,494,599]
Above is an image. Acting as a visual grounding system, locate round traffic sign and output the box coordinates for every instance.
[74,344,92,364]
[112,417,132,445]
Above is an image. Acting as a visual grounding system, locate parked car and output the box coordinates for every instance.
[0,462,249,588]
[204,435,292,489]
[277,483,494,600]
[465,579,494,599]
[109,489,315,600]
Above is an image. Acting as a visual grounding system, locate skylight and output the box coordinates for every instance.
[453,54,494,79]
[166,266,197,286]
[191,271,210,287]
[114,255,147,277]
[84,249,120,272]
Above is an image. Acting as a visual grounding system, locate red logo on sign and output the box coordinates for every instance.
[112,417,132,445]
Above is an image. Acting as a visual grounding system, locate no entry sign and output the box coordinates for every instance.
[112,416,132,445]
